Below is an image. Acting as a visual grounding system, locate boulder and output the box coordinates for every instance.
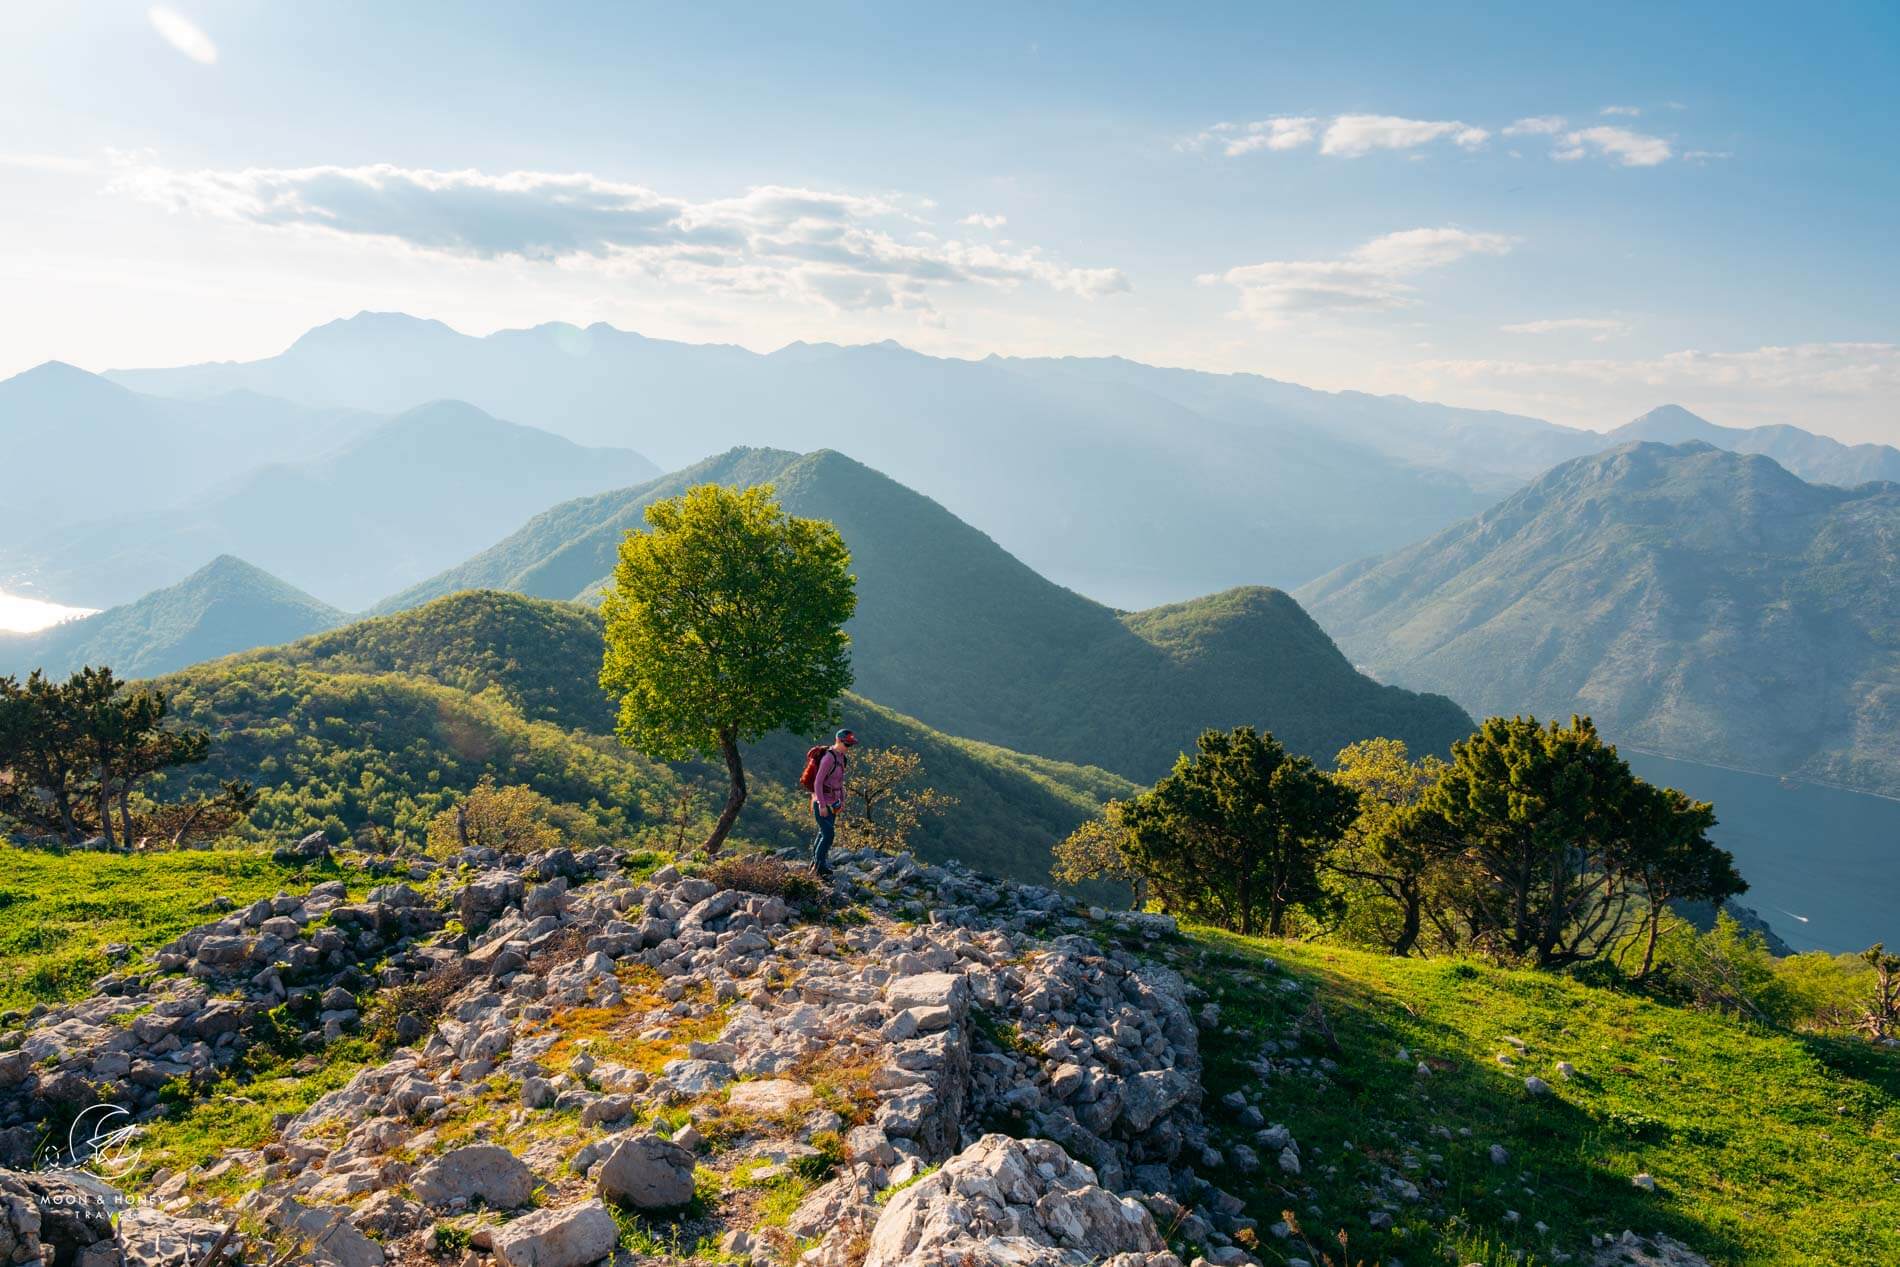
[595,1132,696,1210]
[410,1144,537,1209]
[490,1200,619,1267]
[865,1135,1163,1267]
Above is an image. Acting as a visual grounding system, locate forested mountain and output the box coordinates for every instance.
[0,555,341,680]
[165,590,1133,881]
[384,446,1474,780]
[2,400,659,610]
[0,361,381,534]
[1299,441,1900,794]
[1610,404,1900,487]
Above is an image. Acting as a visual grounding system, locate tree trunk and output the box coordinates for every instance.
[1637,902,1665,980]
[1392,881,1423,957]
[97,781,116,849]
[705,729,747,856]
[118,788,134,851]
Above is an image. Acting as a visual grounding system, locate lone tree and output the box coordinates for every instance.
[0,667,213,847]
[600,483,857,854]
[1120,726,1357,936]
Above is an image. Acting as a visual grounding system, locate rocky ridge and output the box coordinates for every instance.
[0,841,1711,1267]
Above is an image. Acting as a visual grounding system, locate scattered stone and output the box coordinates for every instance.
[490,1200,619,1267]
[595,1132,695,1210]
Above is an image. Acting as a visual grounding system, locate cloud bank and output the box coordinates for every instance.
[112,161,1128,312]
[1202,227,1515,324]
[1193,110,1681,166]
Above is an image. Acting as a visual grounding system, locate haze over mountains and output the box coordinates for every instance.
[0,383,658,609]
[1300,440,1900,796]
[103,313,1900,608]
[0,555,342,680]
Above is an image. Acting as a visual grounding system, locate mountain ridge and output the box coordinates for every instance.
[380,445,1475,781]
[1298,439,1900,795]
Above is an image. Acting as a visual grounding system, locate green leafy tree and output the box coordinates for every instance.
[835,745,955,856]
[1414,715,1741,969]
[1050,800,1146,908]
[1622,783,1742,978]
[1120,726,1357,936]
[1326,738,1447,956]
[599,483,857,854]
[1860,943,1900,1041]
[0,668,209,847]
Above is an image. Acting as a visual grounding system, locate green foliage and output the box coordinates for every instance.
[833,745,954,855]
[1049,800,1145,907]
[1325,738,1447,955]
[1120,726,1356,936]
[153,658,676,847]
[1414,715,1742,968]
[1184,926,1900,1267]
[0,666,211,845]
[600,482,857,851]
[425,775,604,856]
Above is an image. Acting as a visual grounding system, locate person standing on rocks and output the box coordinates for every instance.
[807,728,855,876]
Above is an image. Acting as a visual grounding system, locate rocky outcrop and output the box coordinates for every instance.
[865,1134,1176,1267]
[0,843,1326,1267]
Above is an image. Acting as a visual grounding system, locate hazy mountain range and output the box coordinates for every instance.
[0,381,658,609]
[100,313,1900,608]
[0,555,342,680]
[1300,440,1900,795]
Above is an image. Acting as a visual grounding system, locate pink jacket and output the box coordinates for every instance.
[813,748,847,808]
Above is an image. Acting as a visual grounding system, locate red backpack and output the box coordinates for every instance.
[797,746,831,793]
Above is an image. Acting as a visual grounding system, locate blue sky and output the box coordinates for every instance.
[2,1,1895,438]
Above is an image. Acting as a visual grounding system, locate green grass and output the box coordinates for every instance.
[1171,928,1900,1267]
[0,844,360,1013]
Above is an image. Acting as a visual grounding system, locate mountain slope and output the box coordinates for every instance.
[198,591,1133,881]
[1611,403,1900,488]
[0,556,343,679]
[0,361,382,535]
[2,400,660,609]
[1299,441,1900,794]
[384,447,1475,780]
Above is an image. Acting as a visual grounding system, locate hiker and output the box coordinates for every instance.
[803,728,856,876]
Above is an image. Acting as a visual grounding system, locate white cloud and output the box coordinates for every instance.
[959,213,1007,229]
[1502,116,1568,136]
[1202,226,1514,325]
[1220,117,1320,155]
[1600,105,1643,117]
[1321,115,1489,156]
[109,160,1128,312]
[1501,317,1630,340]
[148,6,217,65]
[1553,126,1673,166]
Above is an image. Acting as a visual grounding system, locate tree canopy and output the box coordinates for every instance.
[598,483,857,852]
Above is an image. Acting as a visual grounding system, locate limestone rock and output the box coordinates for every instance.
[865,1134,1163,1267]
[490,1200,619,1267]
[411,1144,537,1210]
[595,1132,696,1210]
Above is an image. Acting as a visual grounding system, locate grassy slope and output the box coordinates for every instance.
[0,846,361,1011]
[1166,929,1900,1267]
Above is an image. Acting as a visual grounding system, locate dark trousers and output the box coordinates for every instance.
[811,802,837,871]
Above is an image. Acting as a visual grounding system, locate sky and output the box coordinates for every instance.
[2,1,1896,440]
